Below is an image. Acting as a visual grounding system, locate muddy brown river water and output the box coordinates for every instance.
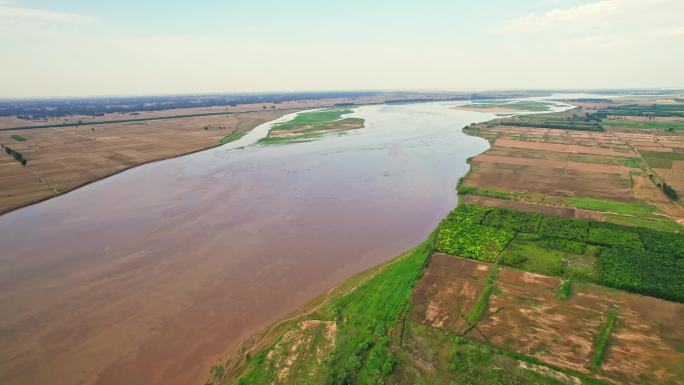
[0,101,566,385]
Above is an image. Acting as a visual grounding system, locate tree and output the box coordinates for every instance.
[663,183,678,200]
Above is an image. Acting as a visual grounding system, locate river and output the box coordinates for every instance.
[0,100,568,385]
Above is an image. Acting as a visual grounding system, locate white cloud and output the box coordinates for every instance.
[495,0,683,34]
[0,1,97,34]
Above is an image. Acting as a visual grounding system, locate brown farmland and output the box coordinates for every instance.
[412,254,684,385]
[465,161,632,199]
[494,138,636,157]
[0,109,290,214]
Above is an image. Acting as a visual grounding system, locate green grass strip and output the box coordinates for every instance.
[219,131,247,145]
[567,197,656,217]
[592,311,618,368]
[556,280,573,301]
[11,134,26,141]
[466,266,500,324]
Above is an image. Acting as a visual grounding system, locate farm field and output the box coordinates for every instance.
[602,117,684,132]
[0,109,290,214]
[462,100,684,229]
[411,254,684,385]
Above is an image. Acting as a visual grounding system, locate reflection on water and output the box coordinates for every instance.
[0,102,549,385]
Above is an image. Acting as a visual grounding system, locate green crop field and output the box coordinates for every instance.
[435,205,684,302]
[641,151,684,169]
[567,197,656,217]
[605,214,684,233]
[465,100,555,112]
[601,119,684,131]
[11,134,26,141]
[599,104,684,117]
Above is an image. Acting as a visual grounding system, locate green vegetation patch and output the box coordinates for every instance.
[438,205,684,302]
[261,108,364,145]
[271,109,356,131]
[641,151,684,169]
[601,119,684,131]
[11,134,26,141]
[465,100,555,112]
[219,131,247,145]
[567,197,656,217]
[639,227,684,258]
[482,208,542,233]
[322,239,433,385]
[458,183,514,200]
[556,280,573,301]
[435,206,515,262]
[592,311,618,368]
[539,216,590,242]
[599,104,684,118]
[599,247,684,301]
[605,214,684,233]
[622,157,641,168]
[539,237,587,254]
[499,112,604,131]
[587,222,644,249]
[501,239,568,276]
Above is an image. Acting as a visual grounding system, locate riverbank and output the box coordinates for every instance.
[217,97,684,385]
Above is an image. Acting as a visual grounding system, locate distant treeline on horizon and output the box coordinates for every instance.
[1,89,681,120]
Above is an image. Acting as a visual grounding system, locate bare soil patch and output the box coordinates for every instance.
[475,154,631,176]
[495,139,635,157]
[411,253,490,332]
[465,162,632,199]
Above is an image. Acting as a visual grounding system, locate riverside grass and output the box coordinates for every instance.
[236,236,435,385]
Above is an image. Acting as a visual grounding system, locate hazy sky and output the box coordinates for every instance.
[1,0,683,97]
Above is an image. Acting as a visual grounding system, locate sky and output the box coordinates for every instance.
[0,0,683,98]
